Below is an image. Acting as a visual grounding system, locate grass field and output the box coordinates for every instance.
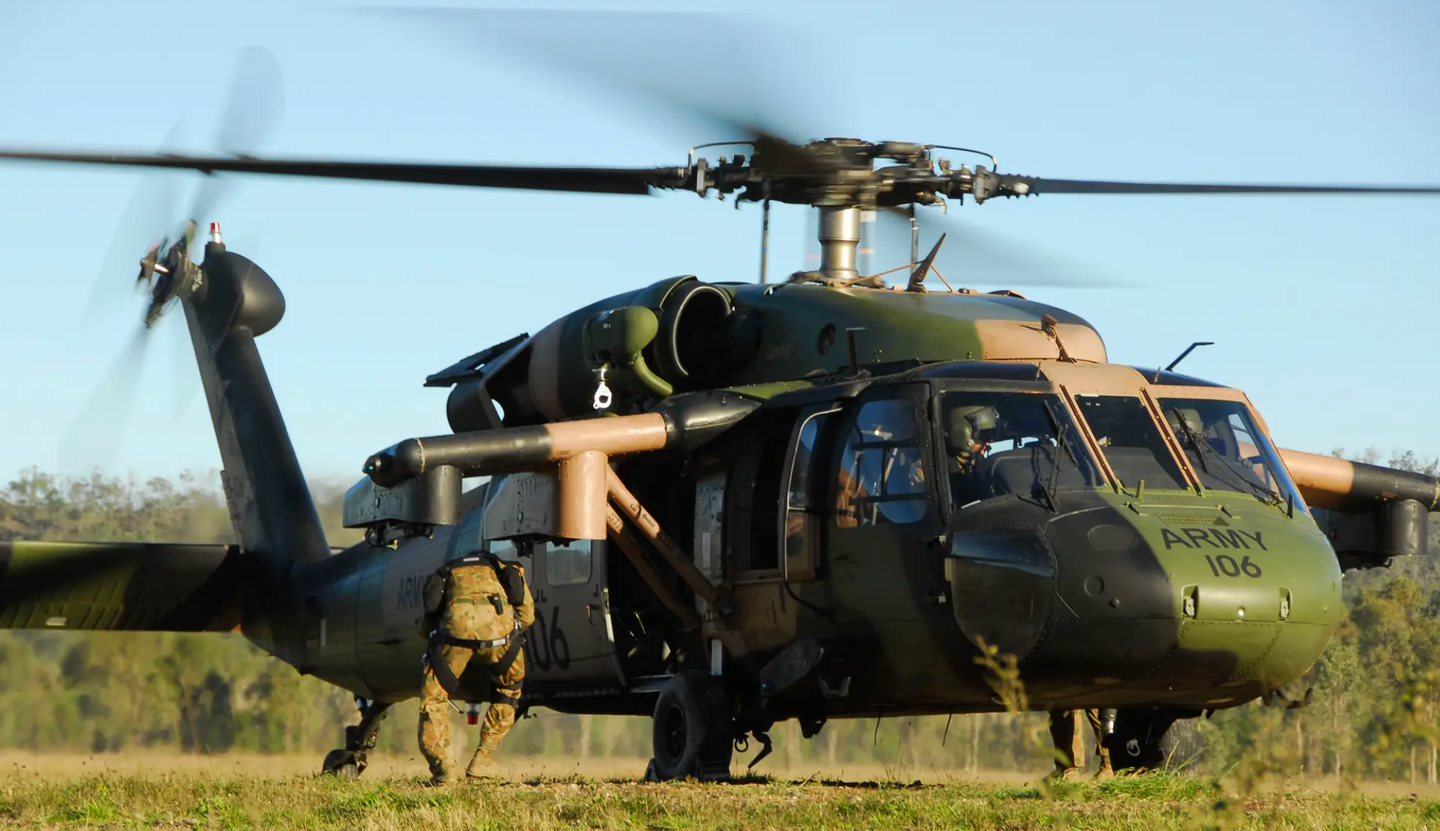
[4,755,1440,829]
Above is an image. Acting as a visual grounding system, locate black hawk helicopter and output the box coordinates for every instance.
[2,11,1439,780]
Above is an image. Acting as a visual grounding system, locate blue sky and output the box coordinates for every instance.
[1,0,1437,490]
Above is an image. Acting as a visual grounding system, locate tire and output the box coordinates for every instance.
[321,749,361,780]
[650,670,734,781]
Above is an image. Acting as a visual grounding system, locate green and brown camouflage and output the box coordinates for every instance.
[3,40,1439,777]
[418,561,534,781]
[0,540,240,632]
[0,244,1424,778]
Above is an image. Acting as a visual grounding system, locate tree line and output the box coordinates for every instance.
[1,452,1439,781]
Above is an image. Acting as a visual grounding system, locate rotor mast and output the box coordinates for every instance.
[817,206,862,284]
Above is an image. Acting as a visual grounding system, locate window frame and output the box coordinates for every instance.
[833,386,936,530]
[1150,390,1310,514]
[929,381,1109,517]
[1063,391,1198,495]
[778,402,842,582]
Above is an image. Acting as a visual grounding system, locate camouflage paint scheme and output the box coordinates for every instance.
[693,362,1340,719]
[418,562,535,779]
[0,250,1413,764]
[0,541,240,632]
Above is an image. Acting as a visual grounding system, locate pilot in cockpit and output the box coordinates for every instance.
[943,404,1003,506]
[945,405,1000,475]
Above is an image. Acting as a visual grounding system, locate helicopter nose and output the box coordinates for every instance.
[1018,505,1342,704]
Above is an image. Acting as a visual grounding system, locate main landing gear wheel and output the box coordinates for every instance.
[1103,709,1179,773]
[321,748,362,780]
[321,699,392,779]
[646,670,734,782]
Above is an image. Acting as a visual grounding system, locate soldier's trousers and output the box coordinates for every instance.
[1049,709,1108,771]
[418,643,526,777]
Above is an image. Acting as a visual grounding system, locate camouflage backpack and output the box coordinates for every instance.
[419,552,526,637]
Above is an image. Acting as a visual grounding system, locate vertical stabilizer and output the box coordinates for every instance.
[180,236,329,658]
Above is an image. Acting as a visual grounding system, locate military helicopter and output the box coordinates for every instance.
[3,13,1440,781]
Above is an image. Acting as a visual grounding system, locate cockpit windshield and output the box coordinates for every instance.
[1072,394,1191,491]
[1156,397,1306,511]
[939,391,1102,509]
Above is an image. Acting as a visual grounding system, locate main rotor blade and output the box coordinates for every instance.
[1009,176,1440,197]
[357,6,837,174]
[879,208,1132,289]
[0,149,682,195]
[187,45,287,224]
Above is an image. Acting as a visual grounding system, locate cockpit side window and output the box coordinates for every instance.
[835,397,928,527]
[1073,394,1190,491]
[1157,396,1308,512]
[939,391,1102,510]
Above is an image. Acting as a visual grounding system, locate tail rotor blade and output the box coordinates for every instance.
[169,314,199,421]
[83,123,187,325]
[186,45,286,226]
[58,326,152,473]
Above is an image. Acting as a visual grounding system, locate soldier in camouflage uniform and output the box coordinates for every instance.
[418,555,535,785]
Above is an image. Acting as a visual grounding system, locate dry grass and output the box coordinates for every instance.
[1,755,1439,829]
[0,752,1034,785]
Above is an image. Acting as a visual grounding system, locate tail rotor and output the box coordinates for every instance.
[61,46,285,469]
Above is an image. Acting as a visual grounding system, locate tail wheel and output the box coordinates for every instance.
[649,670,734,781]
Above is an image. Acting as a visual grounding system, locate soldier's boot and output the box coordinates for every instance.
[1095,747,1115,779]
[466,714,506,780]
[427,759,458,787]
[465,746,497,780]
[466,731,503,780]
[467,700,517,781]
[1047,764,1082,781]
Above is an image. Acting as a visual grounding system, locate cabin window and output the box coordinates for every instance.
[785,408,838,579]
[939,391,1101,509]
[789,410,836,510]
[836,397,928,527]
[545,539,593,586]
[1073,395,1189,491]
[1157,397,1307,512]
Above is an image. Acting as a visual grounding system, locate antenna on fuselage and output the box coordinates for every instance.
[906,233,947,293]
[1156,341,1215,382]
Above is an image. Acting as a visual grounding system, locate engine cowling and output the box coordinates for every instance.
[446,277,762,430]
